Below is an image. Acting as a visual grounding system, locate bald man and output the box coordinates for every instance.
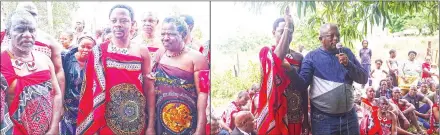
[231,111,256,135]
[221,91,250,130]
[289,23,368,134]
[0,2,65,95]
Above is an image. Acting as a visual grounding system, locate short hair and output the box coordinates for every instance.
[362,40,368,44]
[6,10,35,36]
[365,86,374,92]
[143,11,159,24]
[251,83,260,91]
[180,14,194,26]
[61,30,74,39]
[380,79,388,85]
[237,91,249,99]
[319,23,338,38]
[234,111,253,128]
[103,27,112,35]
[77,35,96,46]
[163,16,188,38]
[408,50,417,56]
[389,49,396,54]
[375,59,383,64]
[108,4,135,22]
[378,96,388,104]
[392,87,401,92]
[272,18,285,31]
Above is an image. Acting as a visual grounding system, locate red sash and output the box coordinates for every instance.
[1,51,54,135]
[360,98,381,135]
[256,46,289,135]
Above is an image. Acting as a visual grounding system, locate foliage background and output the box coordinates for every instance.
[211,1,439,111]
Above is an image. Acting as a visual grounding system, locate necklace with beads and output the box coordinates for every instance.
[165,47,186,57]
[108,42,130,55]
[7,50,38,72]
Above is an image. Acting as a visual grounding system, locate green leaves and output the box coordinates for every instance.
[243,1,438,50]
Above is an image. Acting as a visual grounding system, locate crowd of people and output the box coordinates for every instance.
[0,2,210,135]
[210,7,439,135]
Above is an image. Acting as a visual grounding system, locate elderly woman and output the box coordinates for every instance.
[60,35,96,135]
[399,51,422,95]
[152,16,209,135]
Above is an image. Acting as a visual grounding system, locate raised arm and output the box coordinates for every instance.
[140,46,156,135]
[193,53,209,135]
[274,7,293,61]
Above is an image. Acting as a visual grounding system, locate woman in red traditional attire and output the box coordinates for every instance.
[76,4,156,135]
[0,10,62,135]
[152,16,209,135]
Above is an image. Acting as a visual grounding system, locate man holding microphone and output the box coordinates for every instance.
[289,23,369,134]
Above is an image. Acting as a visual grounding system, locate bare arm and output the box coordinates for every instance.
[390,112,398,135]
[194,53,209,134]
[422,96,434,108]
[140,46,156,132]
[402,99,415,114]
[386,59,392,71]
[49,36,66,99]
[370,69,376,78]
[46,56,62,134]
[274,7,293,62]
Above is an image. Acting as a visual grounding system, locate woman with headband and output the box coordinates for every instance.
[60,35,96,135]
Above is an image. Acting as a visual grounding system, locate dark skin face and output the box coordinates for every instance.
[362,40,368,48]
[320,26,340,51]
[380,80,388,90]
[141,14,158,35]
[161,23,185,52]
[420,84,429,94]
[367,87,375,99]
[109,8,134,42]
[238,94,250,106]
[379,98,391,113]
[392,89,401,100]
[76,38,95,60]
[75,21,84,32]
[408,86,418,97]
[8,15,37,53]
[376,61,382,69]
[408,53,416,61]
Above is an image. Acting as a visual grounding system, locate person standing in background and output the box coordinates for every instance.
[359,40,372,88]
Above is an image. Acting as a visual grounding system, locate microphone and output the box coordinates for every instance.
[336,42,343,54]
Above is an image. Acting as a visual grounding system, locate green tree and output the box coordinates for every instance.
[1,2,79,36]
[240,1,439,49]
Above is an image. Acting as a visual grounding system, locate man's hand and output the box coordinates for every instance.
[284,6,293,30]
[301,121,310,135]
[336,53,348,66]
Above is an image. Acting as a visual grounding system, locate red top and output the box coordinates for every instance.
[422,62,431,79]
